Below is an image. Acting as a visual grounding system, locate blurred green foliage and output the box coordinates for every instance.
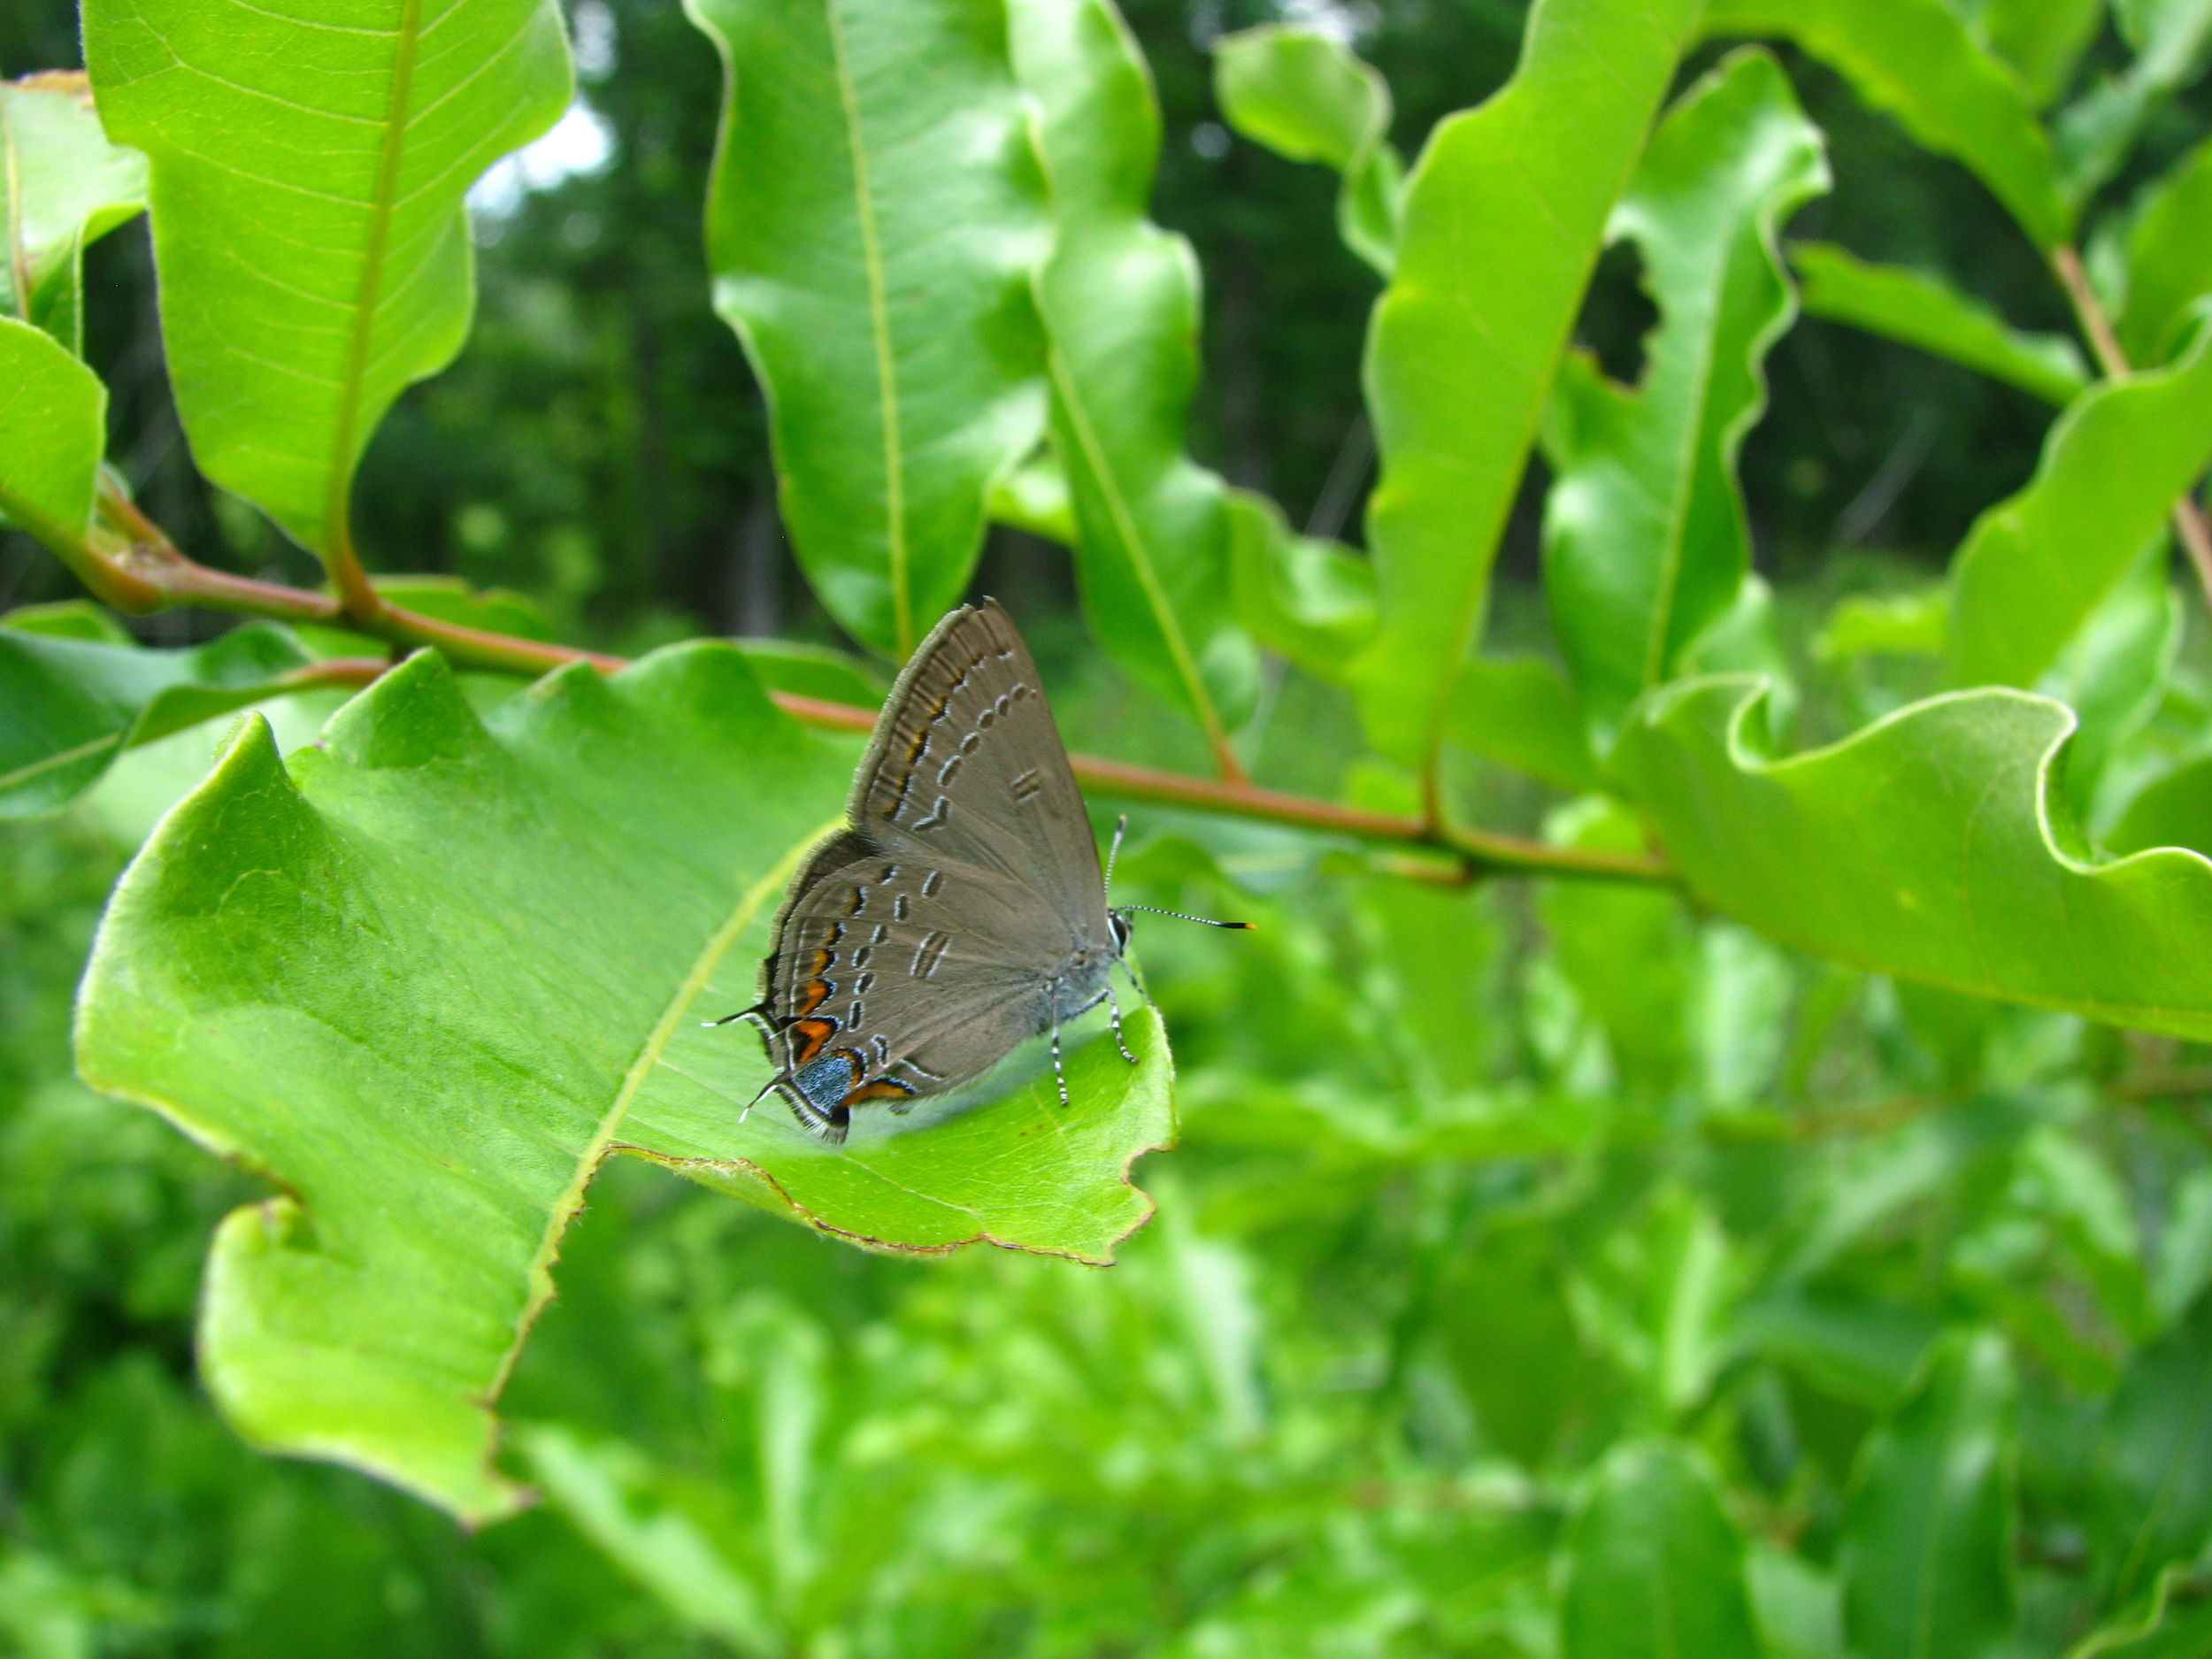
[10,0,2212,1651]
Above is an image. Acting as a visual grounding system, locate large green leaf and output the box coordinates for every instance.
[687,0,1052,659]
[2092,1288,2212,1606]
[1011,0,1256,756]
[1946,317,2212,690]
[1703,0,2070,251]
[74,645,1174,1523]
[1792,241,2089,405]
[0,72,148,356]
[1838,1330,2017,1659]
[1542,50,1826,747]
[0,313,104,548]
[1351,0,1702,772]
[1559,1441,1763,1659]
[1611,677,2212,1040]
[81,0,571,557]
[2117,138,2212,368]
[1209,25,1403,277]
[0,611,315,818]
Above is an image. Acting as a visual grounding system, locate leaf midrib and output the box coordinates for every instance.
[822,0,911,657]
[319,0,426,558]
[1047,342,1232,757]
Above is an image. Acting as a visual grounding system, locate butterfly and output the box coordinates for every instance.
[714,600,1245,1142]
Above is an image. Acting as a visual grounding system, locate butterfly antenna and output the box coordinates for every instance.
[1118,904,1253,930]
[1103,813,1128,890]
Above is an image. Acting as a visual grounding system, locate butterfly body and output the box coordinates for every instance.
[749,602,1132,1142]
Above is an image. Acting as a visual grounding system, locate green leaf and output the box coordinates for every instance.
[519,1424,773,1655]
[74,645,1174,1522]
[1560,1441,1763,1659]
[1352,0,1702,771]
[1612,677,2212,1040]
[1703,0,2070,251]
[0,618,314,818]
[1839,1329,2018,1659]
[0,314,105,547]
[2092,1288,2212,1606]
[2109,750,2212,856]
[1815,585,1949,663]
[82,0,572,557]
[1542,50,1827,746]
[0,72,148,357]
[1792,241,2090,405]
[2037,549,2177,817]
[1946,316,2212,690]
[2118,138,2212,368]
[1972,0,2107,108]
[1209,25,1404,276]
[1540,796,1691,1091]
[1447,654,1601,793]
[1225,488,1375,684]
[686,0,1052,660]
[986,445,1079,546]
[1012,0,1257,754]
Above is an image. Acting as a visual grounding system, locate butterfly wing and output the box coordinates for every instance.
[759,850,1075,1140]
[849,601,1108,940]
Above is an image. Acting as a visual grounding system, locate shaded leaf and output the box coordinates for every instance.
[1012,0,1256,755]
[1839,1330,2018,1659]
[1447,654,1600,793]
[687,0,1052,659]
[0,72,148,356]
[2118,137,2212,368]
[83,0,571,559]
[2038,549,2178,818]
[1704,0,2069,250]
[1612,677,2212,1039]
[2093,1288,2212,1606]
[1946,317,2212,690]
[1542,50,1826,746]
[0,315,104,547]
[2054,0,2212,204]
[0,617,314,818]
[1560,1441,1763,1659]
[1353,0,1702,770]
[1210,25,1403,276]
[1815,586,1948,662]
[1225,488,1375,684]
[1793,241,2089,405]
[986,446,1079,546]
[75,645,1173,1523]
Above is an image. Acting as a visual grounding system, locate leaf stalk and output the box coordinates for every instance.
[21,494,1672,887]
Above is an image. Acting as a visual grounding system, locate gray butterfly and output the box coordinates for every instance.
[719,600,1243,1143]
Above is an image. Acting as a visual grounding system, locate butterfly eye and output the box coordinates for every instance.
[1109,911,1134,951]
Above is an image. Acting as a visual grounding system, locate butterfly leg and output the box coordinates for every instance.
[1105,978,1136,1066]
[1117,953,1159,1014]
[1048,979,1070,1109]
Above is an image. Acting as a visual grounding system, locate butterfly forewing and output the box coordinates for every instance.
[852,604,1106,933]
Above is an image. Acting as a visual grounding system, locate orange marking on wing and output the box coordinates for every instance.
[793,1018,837,1064]
[796,979,832,1016]
[842,1079,918,1107]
